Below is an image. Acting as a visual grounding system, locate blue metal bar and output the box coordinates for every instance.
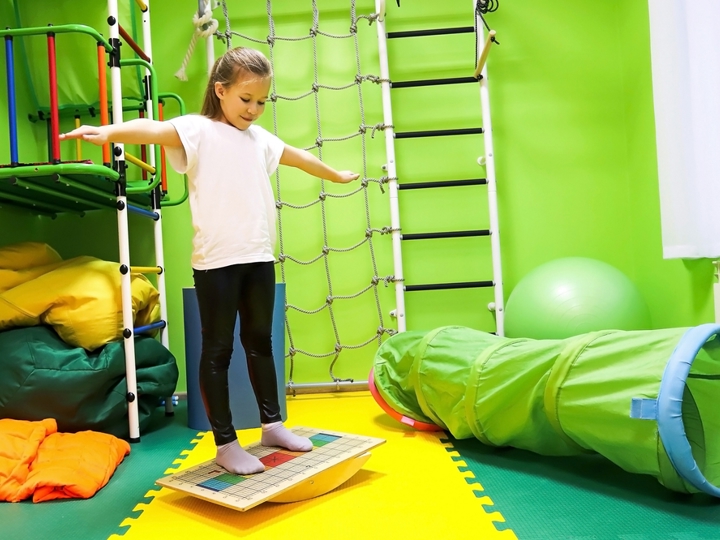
[128,203,159,220]
[134,320,166,334]
[5,36,18,165]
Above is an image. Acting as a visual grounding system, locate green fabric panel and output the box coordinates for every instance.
[687,377,720,488]
[373,329,436,425]
[683,378,720,486]
[688,337,720,489]
[0,325,178,438]
[543,331,615,452]
[657,435,688,493]
[412,326,501,438]
[12,0,143,111]
[469,333,585,456]
[555,328,685,478]
[682,385,705,493]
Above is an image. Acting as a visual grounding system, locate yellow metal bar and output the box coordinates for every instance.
[474,30,497,79]
[131,266,163,274]
[74,116,82,160]
[134,0,148,12]
[125,151,156,175]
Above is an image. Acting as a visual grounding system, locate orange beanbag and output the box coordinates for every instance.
[0,418,130,503]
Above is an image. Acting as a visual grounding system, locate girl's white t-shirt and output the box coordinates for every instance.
[165,115,285,270]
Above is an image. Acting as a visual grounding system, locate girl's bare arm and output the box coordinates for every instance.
[279,144,359,184]
[59,118,182,147]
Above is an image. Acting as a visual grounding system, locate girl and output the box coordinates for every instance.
[60,47,359,475]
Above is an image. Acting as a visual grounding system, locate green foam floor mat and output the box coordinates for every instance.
[447,436,720,540]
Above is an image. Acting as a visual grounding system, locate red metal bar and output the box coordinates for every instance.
[139,109,147,180]
[158,102,167,193]
[97,43,110,166]
[47,31,60,163]
[118,24,150,62]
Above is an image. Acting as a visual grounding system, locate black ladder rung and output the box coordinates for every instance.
[399,178,487,190]
[387,27,475,39]
[395,127,484,139]
[406,280,494,292]
[392,76,479,89]
[403,230,490,241]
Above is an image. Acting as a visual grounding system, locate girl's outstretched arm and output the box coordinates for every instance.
[279,144,359,184]
[59,119,182,147]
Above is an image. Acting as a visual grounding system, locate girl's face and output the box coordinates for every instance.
[214,74,271,130]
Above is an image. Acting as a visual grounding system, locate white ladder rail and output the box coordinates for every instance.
[374,0,407,333]
[108,0,141,441]
[474,1,505,336]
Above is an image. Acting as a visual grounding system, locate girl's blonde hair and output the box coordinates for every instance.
[201,47,272,119]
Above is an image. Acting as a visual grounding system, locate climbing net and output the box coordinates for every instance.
[209,0,397,388]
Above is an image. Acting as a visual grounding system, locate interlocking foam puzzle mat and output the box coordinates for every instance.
[6,392,718,540]
[110,393,515,540]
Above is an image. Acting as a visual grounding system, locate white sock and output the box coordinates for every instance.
[261,422,313,452]
[216,440,264,475]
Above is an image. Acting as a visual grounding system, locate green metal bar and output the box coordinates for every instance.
[57,175,116,203]
[120,58,161,194]
[0,25,113,52]
[12,178,113,210]
[160,178,189,206]
[0,190,82,216]
[127,180,157,192]
[159,93,186,114]
[157,92,189,207]
[129,0,145,98]
[0,163,119,182]
[28,100,146,123]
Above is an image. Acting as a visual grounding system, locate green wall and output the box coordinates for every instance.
[0,0,714,394]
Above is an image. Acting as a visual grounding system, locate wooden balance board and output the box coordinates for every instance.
[156,427,385,511]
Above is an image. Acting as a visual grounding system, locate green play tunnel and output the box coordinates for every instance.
[370,325,720,496]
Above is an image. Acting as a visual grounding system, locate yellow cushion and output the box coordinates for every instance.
[0,244,160,350]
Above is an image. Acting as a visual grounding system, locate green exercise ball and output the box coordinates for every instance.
[504,257,651,339]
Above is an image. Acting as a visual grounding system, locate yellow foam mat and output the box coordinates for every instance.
[111,392,516,540]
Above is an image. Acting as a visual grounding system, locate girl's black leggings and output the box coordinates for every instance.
[193,261,282,446]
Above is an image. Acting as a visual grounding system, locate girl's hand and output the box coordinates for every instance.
[59,125,109,146]
[333,171,360,184]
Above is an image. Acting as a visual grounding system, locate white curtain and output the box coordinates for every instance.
[648,0,720,259]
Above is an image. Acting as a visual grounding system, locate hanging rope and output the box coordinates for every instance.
[476,0,500,14]
[174,0,219,81]
[474,0,500,68]
[475,0,500,35]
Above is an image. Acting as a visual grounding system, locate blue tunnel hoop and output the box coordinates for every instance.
[658,323,720,497]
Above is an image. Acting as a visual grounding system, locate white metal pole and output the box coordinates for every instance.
[375,0,406,332]
[142,0,172,414]
[474,1,505,336]
[109,0,141,440]
[203,0,214,75]
[153,217,168,352]
[714,262,720,323]
[141,0,155,157]
[140,2,167,349]
[154,207,172,414]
